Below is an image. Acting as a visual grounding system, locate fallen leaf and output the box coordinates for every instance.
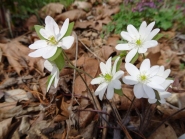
[0,37,45,75]
[39,3,64,19]
[148,123,177,139]
[0,102,17,111]
[72,1,92,11]
[0,118,13,139]
[4,89,30,102]
[24,15,38,30]
[55,9,86,21]
[74,57,99,95]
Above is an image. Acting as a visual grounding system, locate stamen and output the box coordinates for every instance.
[48,36,58,45]
[104,74,112,82]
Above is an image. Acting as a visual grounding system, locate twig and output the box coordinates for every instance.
[78,39,105,62]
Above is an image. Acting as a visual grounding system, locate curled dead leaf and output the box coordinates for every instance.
[72,1,92,11]
[39,3,64,19]
[55,9,86,21]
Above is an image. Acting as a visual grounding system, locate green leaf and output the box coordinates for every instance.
[116,58,122,72]
[48,48,62,61]
[34,25,45,40]
[114,88,123,96]
[63,22,74,38]
[154,33,164,41]
[112,55,120,60]
[53,52,65,70]
[130,52,139,64]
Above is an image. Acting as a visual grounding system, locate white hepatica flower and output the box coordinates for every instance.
[148,66,174,104]
[123,59,165,99]
[91,57,124,100]
[116,21,160,63]
[44,60,59,92]
[29,16,74,59]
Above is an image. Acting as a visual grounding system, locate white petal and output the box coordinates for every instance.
[125,48,138,63]
[143,40,158,48]
[148,98,157,104]
[29,40,47,49]
[121,31,132,42]
[91,77,104,84]
[138,47,147,53]
[58,18,69,40]
[95,82,108,100]
[123,76,138,85]
[106,83,114,99]
[111,80,121,89]
[163,69,171,78]
[45,16,59,36]
[157,66,164,76]
[127,24,139,39]
[28,47,48,57]
[143,85,155,99]
[160,80,173,89]
[139,21,147,36]
[100,62,108,75]
[54,69,59,88]
[115,44,131,50]
[40,28,52,40]
[42,47,58,59]
[140,59,150,72]
[133,83,144,98]
[44,60,53,72]
[158,91,171,98]
[147,82,164,91]
[112,57,120,75]
[47,74,55,92]
[60,36,74,49]
[145,21,155,35]
[146,28,160,40]
[148,66,159,77]
[106,57,112,72]
[112,71,124,80]
[150,76,165,85]
[125,63,139,77]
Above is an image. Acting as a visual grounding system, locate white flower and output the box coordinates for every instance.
[29,16,74,59]
[44,60,59,92]
[116,21,160,63]
[148,91,171,104]
[123,59,165,99]
[91,57,124,100]
[148,66,173,104]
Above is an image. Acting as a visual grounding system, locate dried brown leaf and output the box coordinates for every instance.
[0,102,17,111]
[0,118,13,139]
[74,57,99,95]
[148,123,177,139]
[72,1,92,11]
[39,3,64,19]
[24,15,38,30]
[0,37,45,75]
[4,89,30,102]
[56,9,86,22]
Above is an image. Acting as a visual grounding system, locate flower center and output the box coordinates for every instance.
[136,39,142,47]
[138,72,150,84]
[48,36,58,45]
[104,74,112,82]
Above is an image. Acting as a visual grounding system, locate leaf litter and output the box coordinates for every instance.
[0,0,185,139]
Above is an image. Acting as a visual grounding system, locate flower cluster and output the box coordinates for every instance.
[91,21,173,104]
[28,16,74,91]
